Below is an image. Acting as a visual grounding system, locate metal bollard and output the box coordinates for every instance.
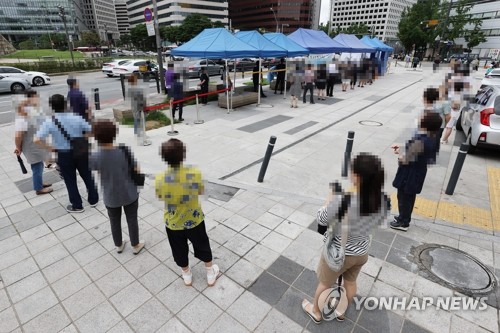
[120,74,126,99]
[194,94,204,124]
[445,143,469,195]
[93,88,100,110]
[167,100,178,136]
[341,131,355,177]
[155,72,160,94]
[258,136,277,183]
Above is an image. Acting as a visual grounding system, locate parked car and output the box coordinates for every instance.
[102,59,131,77]
[187,59,222,78]
[0,75,31,93]
[111,59,157,76]
[0,66,50,86]
[458,85,500,153]
[227,58,257,72]
[481,69,500,88]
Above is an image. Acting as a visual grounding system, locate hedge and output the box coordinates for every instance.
[0,58,113,74]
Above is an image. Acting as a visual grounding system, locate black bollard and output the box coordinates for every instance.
[120,74,126,99]
[341,131,355,177]
[445,143,469,195]
[93,88,100,110]
[155,72,160,94]
[258,136,277,183]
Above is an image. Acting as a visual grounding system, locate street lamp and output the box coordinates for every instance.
[57,5,75,67]
[270,7,278,33]
[281,23,289,34]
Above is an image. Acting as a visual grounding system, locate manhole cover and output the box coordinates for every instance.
[412,244,497,296]
[359,120,383,126]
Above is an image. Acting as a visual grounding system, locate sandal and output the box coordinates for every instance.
[302,299,321,324]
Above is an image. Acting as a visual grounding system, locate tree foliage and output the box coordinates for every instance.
[81,31,101,46]
[161,14,223,44]
[465,21,487,49]
[39,33,67,49]
[130,24,156,50]
[344,23,371,37]
[18,39,36,50]
[397,0,440,52]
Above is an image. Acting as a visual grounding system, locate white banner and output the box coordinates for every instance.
[146,21,155,37]
[488,49,499,60]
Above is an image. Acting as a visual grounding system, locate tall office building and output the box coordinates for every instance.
[229,0,320,34]
[327,0,417,42]
[127,0,228,28]
[80,0,119,42]
[454,0,500,59]
[0,0,84,42]
[115,0,130,36]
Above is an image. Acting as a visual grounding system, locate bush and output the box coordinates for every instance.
[0,58,113,74]
[18,40,35,50]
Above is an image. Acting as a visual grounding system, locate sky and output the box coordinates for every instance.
[320,0,330,25]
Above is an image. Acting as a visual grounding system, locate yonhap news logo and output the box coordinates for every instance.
[352,296,488,311]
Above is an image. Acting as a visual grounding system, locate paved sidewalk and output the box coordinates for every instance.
[0,63,499,333]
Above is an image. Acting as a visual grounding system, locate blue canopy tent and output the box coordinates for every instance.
[235,30,288,105]
[287,28,351,54]
[370,37,393,74]
[263,33,310,57]
[371,37,394,52]
[171,28,259,58]
[360,36,381,50]
[333,34,376,53]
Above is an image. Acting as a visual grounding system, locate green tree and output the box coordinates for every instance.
[344,23,371,37]
[117,34,132,47]
[130,24,156,50]
[39,33,66,49]
[18,39,35,50]
[161,25,181,45]
[161,14,218,45]
[464,21,486,50]
[397,0,440,52]
[81,31,101,46]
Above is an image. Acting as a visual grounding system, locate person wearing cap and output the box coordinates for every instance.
[67,77,92,121]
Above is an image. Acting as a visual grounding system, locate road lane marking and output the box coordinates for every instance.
[0,110,12,114]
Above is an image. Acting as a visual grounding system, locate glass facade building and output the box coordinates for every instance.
[0,0,83,42]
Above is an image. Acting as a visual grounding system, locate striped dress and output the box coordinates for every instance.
[317,194,389,256]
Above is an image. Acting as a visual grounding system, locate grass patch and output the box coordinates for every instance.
[243,79,269,86]
[2,49,85,59]
[122,111,179,130]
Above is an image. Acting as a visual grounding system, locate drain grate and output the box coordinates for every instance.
[411,244,497,297]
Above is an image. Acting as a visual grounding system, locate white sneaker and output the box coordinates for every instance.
[182,268,192,286]
[116,241,126,254]
[207,264,221,287]
[132,242,145,255]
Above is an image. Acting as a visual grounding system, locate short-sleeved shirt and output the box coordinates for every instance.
[15,114,47,164]
[67,88,89,121]
[433,101,451,128]
[35,113,91,151]
[89,147,139,208]
[155,165,205,230]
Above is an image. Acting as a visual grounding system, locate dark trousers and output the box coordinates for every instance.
[326,78,335,96]
[396,189,417,225]
[173,101,183,119]
[106,199,139,247]
[435,128,444,153]
[166,221,212,268]
[57,151,98,209]
[303,83,314,103]
[253,80,266,97]
[200,85,208,104]
[275,76,285,93]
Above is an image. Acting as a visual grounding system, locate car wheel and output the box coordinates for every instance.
[106,74,114,77]
[32,76,45,86]
[467,132,477,154]
[10,83,25,93]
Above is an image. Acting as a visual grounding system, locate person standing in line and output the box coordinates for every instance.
[14,90,52,195]
[289,65,301,108]
[170,73,184,122]
[274,58,286,94]
[198,67,209,104]
[35,94,99,213]
[326,61,336,97]
[390,104,442,232]
[315,63,327,100]
[155,139,221,287]
[349,62,357,90]
[67,77,92,122]
[441,81,465,144]
[128,75,151,146]
[433,85,451,153]
[253,61,267,98]
[90,119,145,255]
[340,62,350,92]
[165,63,175,95]
[303,64,315,104]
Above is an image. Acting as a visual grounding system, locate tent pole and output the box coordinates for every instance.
[283,58,287,100]
[225,59,230,114]
[257,57,261,106]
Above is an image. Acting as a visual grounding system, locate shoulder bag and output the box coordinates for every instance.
[118,144,145,187]
[322,194,351,272]
[52,116,89,160]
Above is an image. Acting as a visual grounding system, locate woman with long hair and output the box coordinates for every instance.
[302,153,389,324]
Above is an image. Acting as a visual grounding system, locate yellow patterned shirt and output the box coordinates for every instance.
[155,165,205,230]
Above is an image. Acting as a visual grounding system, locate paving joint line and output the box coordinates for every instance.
[219,78,423,180]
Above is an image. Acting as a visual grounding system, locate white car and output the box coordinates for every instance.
[459,85,500,153]
[0,75,31,93]
[102,59,131,77]
[111,59,157,76]
[481,69,500,88]
[0,66,50,86]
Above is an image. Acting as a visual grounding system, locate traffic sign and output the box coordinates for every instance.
[146,21,155,36]
[144,8,152,22]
